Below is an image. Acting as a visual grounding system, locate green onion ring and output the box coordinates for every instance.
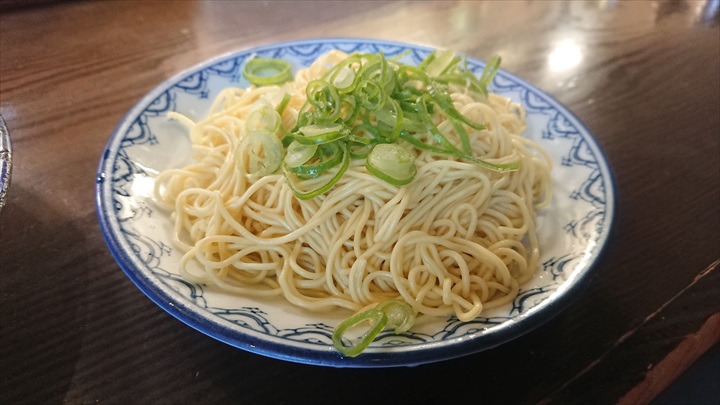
[243,57,293,87]
[289,123,349,145]
[365,143,417,186]
[331,300,416,357]
[284,142,350,200]
[288,142,343,177]
[331,309,387,358]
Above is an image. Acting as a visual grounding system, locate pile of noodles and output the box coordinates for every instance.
[154,50,552,322]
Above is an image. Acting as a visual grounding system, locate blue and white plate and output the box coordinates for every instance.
[96,38,616,367]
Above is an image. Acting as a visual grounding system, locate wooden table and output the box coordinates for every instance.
[1,1,718,403]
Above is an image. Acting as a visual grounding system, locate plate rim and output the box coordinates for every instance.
[95,36,618,367]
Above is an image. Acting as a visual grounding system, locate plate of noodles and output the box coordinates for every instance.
[96,38,616,367]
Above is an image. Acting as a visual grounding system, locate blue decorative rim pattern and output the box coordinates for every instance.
[95,38,617,367]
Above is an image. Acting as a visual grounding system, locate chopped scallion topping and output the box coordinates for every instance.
[235,131,283,177]
[240,50,516,199]
[366,143,417,186]
[332,300,416,357]
[243,57,293,87]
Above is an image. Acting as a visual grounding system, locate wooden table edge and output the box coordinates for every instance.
[618,311,720,405]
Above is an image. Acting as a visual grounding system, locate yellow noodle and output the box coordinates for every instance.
[154,51,553,320]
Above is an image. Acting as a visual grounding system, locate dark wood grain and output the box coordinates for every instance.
[1,1,718,404]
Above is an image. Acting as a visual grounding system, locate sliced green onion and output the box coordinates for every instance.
[355,79,386,111]
[245,99,281,135]
[416,95,465,155]
[418,51,436,72]
[440,55,463,76]
[288,142,343,178]
[323,55,362,94]
[307,80,342,124]
[241,50,517,198]
[290,123,349,145]
[377,53,397,95]
[332,309,387,358]
[284,141,317,168]
[434,72,486,96]
[349,145,374,160]
[366,143,417,186]
[347,137,374,159]
[332,299,416,357]
[427,81,486,131]
[283,142,350,199]
[352,123,381,140]
[292,109,315,136]
[299,123,344,137]
[449,117,472,154]
[422,49,456,78]
[353,53,394,111]
[355,53,382,80]
[340,95,361,125]
[347,135,372,145]
[397,65,429,85]
[347,124,379,159]
[235,131,283,177]
[375,300,415,334]
[374,99,404,141]
[243,57,293,87]
[332,67,357,91]
[478,55,502,92]
[275,93,292,115]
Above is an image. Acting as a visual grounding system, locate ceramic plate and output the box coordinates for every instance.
[96,38,616,367]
